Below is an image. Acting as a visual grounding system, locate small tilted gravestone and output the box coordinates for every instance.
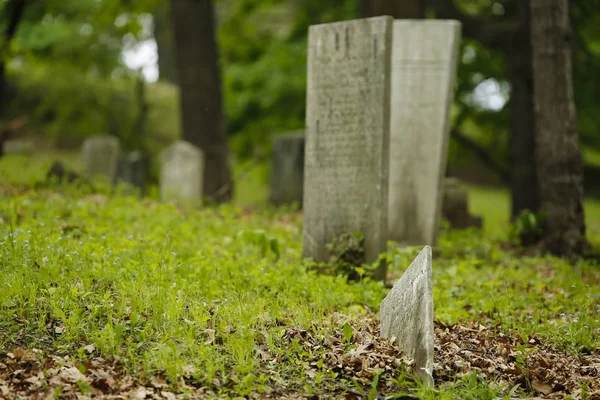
[269,132,305,208]
[81,135,121,184]
[160,140,204,205]
[380,245,435,387]
[302,17,461,280]
[117,151,147,194]
[442,177,483,229]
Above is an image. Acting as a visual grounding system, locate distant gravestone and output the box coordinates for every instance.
[380,245,434,387]
[269,133,305,207]
[81,135,121,184]
[160,140,204,204]
[388,20,461,246]
[302,16,394,280]
[442,178,483,229]
[117,151,146,194]
[4,140,34,155]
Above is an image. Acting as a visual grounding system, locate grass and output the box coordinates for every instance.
[1,151,600,398]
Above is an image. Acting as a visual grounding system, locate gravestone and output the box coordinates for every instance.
[302,16,394,280]
[302,17,461,279]
[442,177,483,229]
[380,245,434,387]
[388,20,461,246]
[117,151,147,194]
[4,140,34,155]
[81,135,121,184]
[269,132,305,207]
[160,140,204,204]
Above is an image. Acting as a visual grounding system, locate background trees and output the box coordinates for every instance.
[531,0,587,255]
[0,0,598,254]
[169,0,232,202]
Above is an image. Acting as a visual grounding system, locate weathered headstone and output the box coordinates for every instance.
[302,18,461,278]
[442,177,483,229]
[81,135,121,184]
[160,140,204,204]
[269,132,305,207]
[380,245,434,386]
[388,20,461,246]
[302,16,394,280]
[4,140,34,155]
[117,151,147,193]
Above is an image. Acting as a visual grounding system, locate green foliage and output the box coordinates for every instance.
[511,209,545,246]
[1,156,600,396]
[4,0,600,170]
[322,232,374,281]
[220,0,358,158]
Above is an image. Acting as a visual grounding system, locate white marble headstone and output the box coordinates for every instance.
[160,140,204,205]
[81,135,121,184]
[380,245,434,386]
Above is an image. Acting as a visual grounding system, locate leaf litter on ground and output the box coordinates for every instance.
[1,311,598,399]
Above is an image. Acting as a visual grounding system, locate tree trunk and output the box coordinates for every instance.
[169,0,233,202]
[506,1,541,220]
[154,1,177,84]
[0,0,27,119]
[531,0,587,255]
[360,0,424,18]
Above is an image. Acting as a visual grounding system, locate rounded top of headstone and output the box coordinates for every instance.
[161,140,203,161]
[127,151,144,162]
[83,134,119,144]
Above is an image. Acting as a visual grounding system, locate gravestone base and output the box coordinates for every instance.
[442,178,483,230]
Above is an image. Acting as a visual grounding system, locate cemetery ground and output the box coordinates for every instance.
[1,154,600,399]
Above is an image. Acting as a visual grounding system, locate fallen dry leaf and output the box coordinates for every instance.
[60,366,88,383]
[532,378,554,395]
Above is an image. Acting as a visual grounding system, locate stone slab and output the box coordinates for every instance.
[442,177,483,229]
[380,245,434,386]
[388,20,461,246]
[3,140,34,154]
[81,135,121,184]
[302,16,393,272]
[160,140,204,204]
[269,132,305,207]
[117,151,147,194]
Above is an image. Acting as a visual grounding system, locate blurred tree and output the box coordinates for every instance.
[0,0,27,119]
[170,0,233,202]
[360,0,424,18]
[531,0,588,255]
[153,0,176,83]
[0,0,27,157]
[429,0,540,221]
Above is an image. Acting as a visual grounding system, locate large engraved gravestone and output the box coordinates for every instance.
[303,16,393,280]
[380,245,434,387]
[160,141,204,204]
[388,20,461,246]
[269,132,305,207]
[81,135,121,184]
